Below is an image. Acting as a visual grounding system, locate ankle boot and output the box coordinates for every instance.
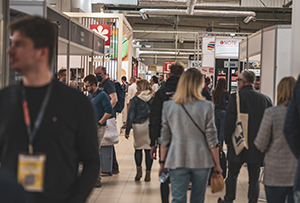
[144,170,151,182]
[135,166,142,181]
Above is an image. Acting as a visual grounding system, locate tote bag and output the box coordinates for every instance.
[101,118,119,146]
[232,92,249,155]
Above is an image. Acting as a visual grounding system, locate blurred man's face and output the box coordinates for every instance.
[129,78,134,84]
[254,81,260,91]
[159,76,164,82]
[8,31,41,73]
[59,72,66,83]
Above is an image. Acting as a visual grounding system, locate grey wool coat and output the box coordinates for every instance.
[160,100,219,169]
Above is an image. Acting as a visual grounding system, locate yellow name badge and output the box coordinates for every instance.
[17,154,46,192]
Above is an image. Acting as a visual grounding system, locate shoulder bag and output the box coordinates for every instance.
[231,92,249,155]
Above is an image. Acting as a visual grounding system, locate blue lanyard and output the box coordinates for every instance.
[21,81,53,154]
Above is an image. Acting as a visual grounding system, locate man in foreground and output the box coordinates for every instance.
[0,16,99,203]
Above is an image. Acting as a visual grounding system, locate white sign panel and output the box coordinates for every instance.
[215,38,243,58]
[202,37,215,67]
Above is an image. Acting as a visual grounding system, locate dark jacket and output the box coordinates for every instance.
[224,85,273,163]
[284,75,300,190]
[149,76,180,147]
[125,93,154,135]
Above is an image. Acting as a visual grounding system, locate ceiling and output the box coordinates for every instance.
[92,0,292,66]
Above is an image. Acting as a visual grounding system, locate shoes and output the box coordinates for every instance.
[135,166,142,181]
[94,179,102,188]
[144,170,151,182]
[112,169,119,174]
[217,197,233,203]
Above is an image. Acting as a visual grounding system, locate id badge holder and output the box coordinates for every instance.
[17,153,46,192]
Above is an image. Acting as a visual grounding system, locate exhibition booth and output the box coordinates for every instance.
[239,25,293,103]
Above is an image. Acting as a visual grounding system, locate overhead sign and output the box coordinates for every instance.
[202,37,215,67]
[71,22,93,49]
[224,61,239,68]
[164,61,175,72]
[148,65,157,72]
[215,38,243,58]
[90,24,111,46]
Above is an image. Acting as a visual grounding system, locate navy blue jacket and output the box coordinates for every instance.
[284,75,300,190]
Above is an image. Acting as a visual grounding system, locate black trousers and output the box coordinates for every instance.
[225,161,260,203]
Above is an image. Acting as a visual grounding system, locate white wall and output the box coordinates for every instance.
[57,55,82,70]
[291,0,300,77]
[72,0,91,13]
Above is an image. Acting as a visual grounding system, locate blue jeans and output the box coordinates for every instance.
[169,168,210,203]
[265,185,294,203]
[214,111,226,143]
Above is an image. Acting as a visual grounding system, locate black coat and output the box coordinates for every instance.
[284,75,300,190]
[149,76,180,147]
[225,85,273,163]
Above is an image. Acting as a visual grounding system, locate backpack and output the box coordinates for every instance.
[114,82,125,113]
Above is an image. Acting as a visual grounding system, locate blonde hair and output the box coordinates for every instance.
[135,79,154,96]
[173,68,205,104]
[277,76,296,106]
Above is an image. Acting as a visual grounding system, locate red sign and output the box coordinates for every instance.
[217,76,226,80]
[90,24,111,46]
[209,68,214,73]
[201,68,207,73]
[164,61,175,72]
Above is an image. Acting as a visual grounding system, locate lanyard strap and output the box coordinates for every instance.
[91,88,101,101]
[21,81,53,154]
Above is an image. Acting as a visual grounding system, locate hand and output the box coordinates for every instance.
[125,134,129,139]
[158,164,167,177]
[213,164,223,177]
[150,146,157,160]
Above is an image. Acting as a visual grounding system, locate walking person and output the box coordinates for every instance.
[218,70,273,203]
[151,76,159,92]
[212,78,229,145]
[0,16,99,203]
[149,61,185,203]
[284,75,300,203]
[84,75,113,187]
[125,79,154,182]
[159,68,222,203]
[255,76,297,203]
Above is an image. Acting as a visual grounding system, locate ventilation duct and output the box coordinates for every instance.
[138,0,240,7]
[186,0,197,15]
[140,9,256,18]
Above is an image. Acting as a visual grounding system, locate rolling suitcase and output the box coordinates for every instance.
[100,145,113,176]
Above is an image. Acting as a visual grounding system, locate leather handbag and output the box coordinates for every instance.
[232,92,249,155]
[210,173,225,193]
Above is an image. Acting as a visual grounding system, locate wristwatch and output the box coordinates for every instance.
[159,160,165,164]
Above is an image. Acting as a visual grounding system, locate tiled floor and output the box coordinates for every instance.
[87,134,266,203]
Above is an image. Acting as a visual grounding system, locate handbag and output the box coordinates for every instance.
[231,91,249,155]
[182,105,225,192]
[210,173,225,193]
[101,118,119,146]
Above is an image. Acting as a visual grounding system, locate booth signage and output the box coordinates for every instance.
[215,38,242,58]
[90,24,111,46]
[148,65,157,72]
[224,61,238,68]
[94,35,105,54]
[47,8,69,40]
[164,61,175,72]
[202,37,215,67]
[105,48,114,55]
[71,22,93,49]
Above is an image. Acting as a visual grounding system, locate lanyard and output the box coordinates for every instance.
[91,88,101,102]
[21,81,53,155]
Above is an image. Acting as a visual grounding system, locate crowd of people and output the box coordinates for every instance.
[1,16,300,203]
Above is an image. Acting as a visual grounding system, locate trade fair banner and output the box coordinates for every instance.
[202,37,215,67]
[215,38,243,58]
[90,24,111,46]
[164,61,175,72]
[200,67,214,77]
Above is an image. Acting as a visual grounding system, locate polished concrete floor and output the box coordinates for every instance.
[87,135,266,203]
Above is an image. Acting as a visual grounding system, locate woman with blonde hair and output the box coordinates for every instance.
[159,68,222,203]
[255,76,297,203]
[125,79,154,182]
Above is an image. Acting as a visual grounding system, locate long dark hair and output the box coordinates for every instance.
[212,78,227,105]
